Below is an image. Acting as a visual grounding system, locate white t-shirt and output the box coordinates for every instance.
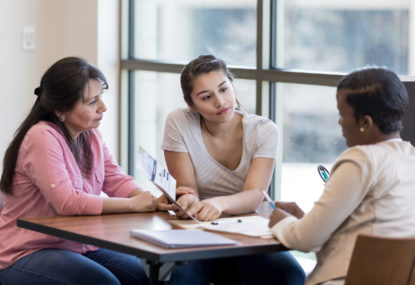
[161,108,279,200]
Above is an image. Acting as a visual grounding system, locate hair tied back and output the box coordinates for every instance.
[34,87,42,96]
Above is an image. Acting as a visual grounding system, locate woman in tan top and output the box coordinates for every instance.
[269,67,415,285]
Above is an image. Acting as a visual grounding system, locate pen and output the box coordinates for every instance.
[211,219,242,225]
[317,165,330,183]
[262,190,276,209]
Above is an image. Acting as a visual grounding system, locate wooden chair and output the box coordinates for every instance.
[345,235,415,285]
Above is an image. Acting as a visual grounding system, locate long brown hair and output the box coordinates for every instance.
[0,57,108,195]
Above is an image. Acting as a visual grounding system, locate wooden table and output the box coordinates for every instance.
[17,212,286,284]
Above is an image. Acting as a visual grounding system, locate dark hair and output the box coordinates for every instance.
[180,55,234,106]
[337,67,408,134]
[1,57,108,194]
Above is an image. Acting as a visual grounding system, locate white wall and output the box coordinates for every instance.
[97,0,121,156]
[0,0,120,171]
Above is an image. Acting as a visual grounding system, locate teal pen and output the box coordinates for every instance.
[317,165,330,183]
[262,191,276,209]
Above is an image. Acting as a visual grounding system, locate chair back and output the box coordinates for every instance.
[345,234,415,285]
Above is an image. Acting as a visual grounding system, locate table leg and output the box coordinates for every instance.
[147,260,162,285]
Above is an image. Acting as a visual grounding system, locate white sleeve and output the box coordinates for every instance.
[270,160,371,252]
[254,120,279,158]
[161,110,188,152]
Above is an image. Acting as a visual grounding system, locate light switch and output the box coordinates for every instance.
[23,26,35,51]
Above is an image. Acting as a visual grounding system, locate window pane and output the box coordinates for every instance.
[131,71,256,194]
[275,83,347,212]
[134,0,256,66]
[132,71,184,194]
[234,79,256,114]
[276,1,411,74]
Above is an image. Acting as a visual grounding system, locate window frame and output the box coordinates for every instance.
[121,0,374,199]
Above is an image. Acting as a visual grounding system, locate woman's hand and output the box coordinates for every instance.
[156,194,172,211]
[156,186,196,212]
[129,191,157,212]
[275,201,304,219]
[194,199,222,221]
[174,193,201,219]
[268,208,291,228]
[268,202,304,228]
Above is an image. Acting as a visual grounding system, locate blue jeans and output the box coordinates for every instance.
[168,251,305,285]
[0,248,148,285]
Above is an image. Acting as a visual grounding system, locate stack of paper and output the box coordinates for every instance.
[168,216,274,239]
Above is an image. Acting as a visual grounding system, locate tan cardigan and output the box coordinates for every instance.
[271,140,415,285]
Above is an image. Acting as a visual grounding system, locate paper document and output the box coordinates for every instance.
[130,229,238,248]
[169,215,274,239]
[137,146,176,200]
[137,146,200,223]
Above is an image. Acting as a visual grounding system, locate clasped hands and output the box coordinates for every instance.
[157,186,222,221]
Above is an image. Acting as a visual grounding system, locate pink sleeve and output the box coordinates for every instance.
[21,126,103,215]
[94,129,142,198]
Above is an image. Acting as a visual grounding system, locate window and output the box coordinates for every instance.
[276,1,409,74]
[132,0,257,66]
[121,0,413,216]
[275,83,345,211]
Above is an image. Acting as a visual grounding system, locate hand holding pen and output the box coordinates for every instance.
[262,190,276,209]
[273,201,304,219]
[268,201,306,227]
[263,191,305,227]
[262,191,305,218]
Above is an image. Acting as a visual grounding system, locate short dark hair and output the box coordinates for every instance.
[337,67,408,134]
[180,55,234,106]
[1,57,108,195]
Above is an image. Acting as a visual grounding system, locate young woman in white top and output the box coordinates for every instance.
[160,55,305,285]
[269,67,415,285]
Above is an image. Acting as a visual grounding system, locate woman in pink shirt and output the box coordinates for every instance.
[0,57,156,285]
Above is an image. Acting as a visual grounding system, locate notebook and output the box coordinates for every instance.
[130,229,238,248]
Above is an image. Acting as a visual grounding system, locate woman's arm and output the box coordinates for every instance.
[164,151,198,191]
[161,151,202,218]
[25,126,157,216]
[164,153,275,221]
[98,130,144,198]
[102,190,157,214]
[198,119,279,220]
[201,157,275,218]
[270,161,368,252]
[23,126,104,215]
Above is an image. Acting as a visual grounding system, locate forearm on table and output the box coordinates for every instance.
[209,189,264,215]
[102,197,132,214]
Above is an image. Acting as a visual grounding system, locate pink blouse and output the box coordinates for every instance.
[0,122,140,269]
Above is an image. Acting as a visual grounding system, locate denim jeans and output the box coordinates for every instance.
[168,251,306,285]
[0,248,148,285]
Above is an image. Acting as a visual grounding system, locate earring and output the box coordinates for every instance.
[58,114,65,122]
[360,127,365,132]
